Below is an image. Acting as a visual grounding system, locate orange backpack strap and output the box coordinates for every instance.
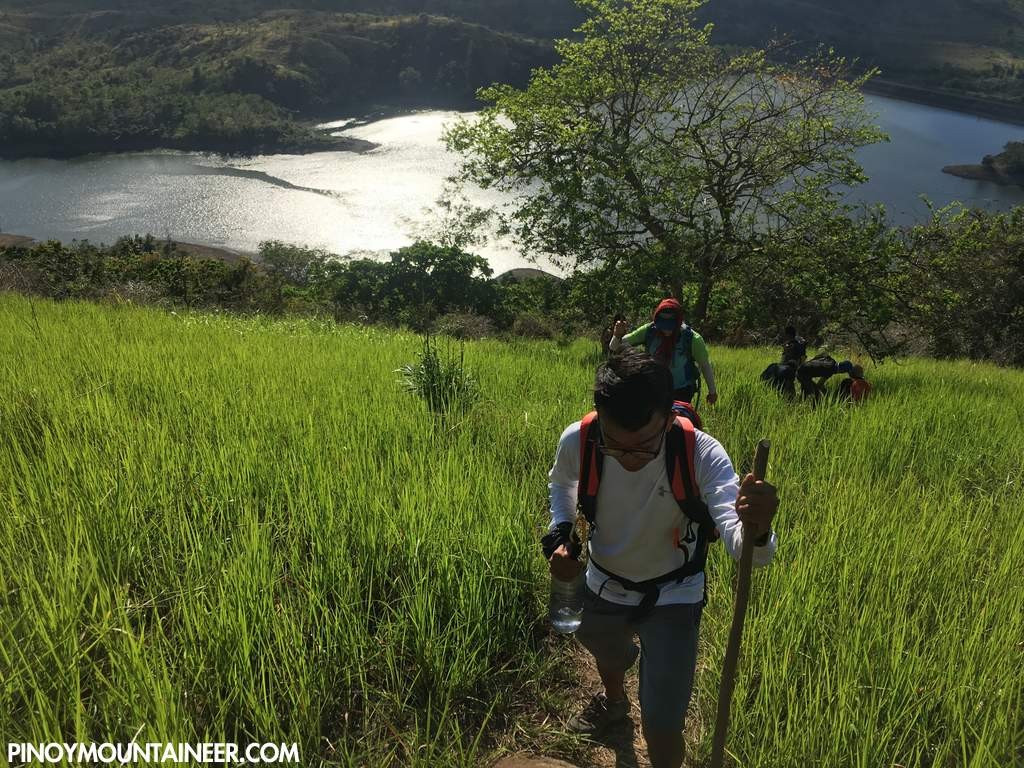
[577,411,603,527]
[666,415,719,544]
[668,415,699,502]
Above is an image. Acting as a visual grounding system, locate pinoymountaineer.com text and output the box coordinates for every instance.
[7,742,301,764]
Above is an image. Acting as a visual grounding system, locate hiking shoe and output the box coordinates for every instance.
[567,692,631,736]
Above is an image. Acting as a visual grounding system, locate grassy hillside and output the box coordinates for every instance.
[700,0,1024,106]
[2,0,1024,158]
[0,0,584,39]
[0,8,555,158]
[2,293,1022,766]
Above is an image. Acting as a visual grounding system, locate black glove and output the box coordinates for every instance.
[541,522,581,560]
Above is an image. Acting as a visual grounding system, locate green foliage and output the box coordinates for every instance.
[432,311,496,340]
[414,184,496,252]
[398,334,480,414]
[720,200,909,358]
[321,257,391,318]
[0,236,516,331]
[380,241,497,329]
[511,311,556,339]
[714,199,1024,365]
[0,237,282,311]
[257,240,330,287]
[4,193,1024,367]
[446,0,886,324]
[901,204,1024,366]
[993,140,1024,174]
[493,276,568,330]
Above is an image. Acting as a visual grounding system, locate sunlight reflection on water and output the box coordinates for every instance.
[2,100,1024,274]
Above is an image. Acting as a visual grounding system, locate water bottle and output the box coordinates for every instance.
[549,569,586,634]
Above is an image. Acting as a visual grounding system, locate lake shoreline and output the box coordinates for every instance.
[862,79,1024,128]
[0,96,485,162]
[4,98,1024,268]
[0,129,380,163]
[942,164,1024,188]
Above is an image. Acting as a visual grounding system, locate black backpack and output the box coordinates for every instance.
[796,354,838,398]
[761,362,797,397]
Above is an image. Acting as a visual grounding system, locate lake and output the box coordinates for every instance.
[1,94,1022,275]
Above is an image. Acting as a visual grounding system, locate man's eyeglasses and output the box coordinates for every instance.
[598,430,665,460]
[598,442,662,460]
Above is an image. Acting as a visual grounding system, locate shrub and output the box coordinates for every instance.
[0,261,50,296]
[101,281,165,307]
[432,312,495,340]
[511,312,554,339]
[397,335,480,415]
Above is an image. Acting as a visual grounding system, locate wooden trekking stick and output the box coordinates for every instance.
[710,439,770,768]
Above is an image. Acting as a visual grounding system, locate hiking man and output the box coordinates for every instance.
[761,326,806,399]
[608,298,717,405]
[760,361,797,399]
[545,347,778,768]
[796,356,874,402]
[781,326,807,366]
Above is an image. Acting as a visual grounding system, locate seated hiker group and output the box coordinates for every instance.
[761,326,871,402]
[544,299,869,768]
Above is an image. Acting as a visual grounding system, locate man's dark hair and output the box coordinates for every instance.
[784,325,797,338]
[593,347,673,430]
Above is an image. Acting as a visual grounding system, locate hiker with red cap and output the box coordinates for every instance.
[608,299,718,405]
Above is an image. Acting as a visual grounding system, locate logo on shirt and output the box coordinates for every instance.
[657,485,669,497]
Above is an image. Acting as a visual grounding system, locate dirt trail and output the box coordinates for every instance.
[496,636,711,768]
[573,648,650,768]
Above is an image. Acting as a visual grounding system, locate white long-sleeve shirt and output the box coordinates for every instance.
[548,421,776,606]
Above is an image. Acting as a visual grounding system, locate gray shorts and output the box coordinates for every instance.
[575,587,703,732]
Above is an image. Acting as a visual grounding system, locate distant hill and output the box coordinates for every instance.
[698,0,1024,108]
[0,8,557,158]
[2,0,1023,159]
[493,267,562,284]
[0,0,585,38]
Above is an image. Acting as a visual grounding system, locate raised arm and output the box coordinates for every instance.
[608,320,649,352]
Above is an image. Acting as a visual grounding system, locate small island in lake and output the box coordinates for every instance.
[943,141,1024,188]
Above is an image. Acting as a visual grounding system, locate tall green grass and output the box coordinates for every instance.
[1,293,1021,767]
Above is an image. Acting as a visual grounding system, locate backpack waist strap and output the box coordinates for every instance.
[590,555,705,622]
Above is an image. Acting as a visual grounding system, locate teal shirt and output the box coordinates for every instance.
[623,323,709,390]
